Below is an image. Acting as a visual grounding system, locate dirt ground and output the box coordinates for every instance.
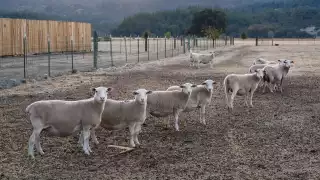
[1,44,320,180]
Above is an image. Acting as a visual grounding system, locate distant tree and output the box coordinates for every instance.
[189,8,227,36]
[164,31,171,38]
[241,32,247,40]
[203,27,222,47]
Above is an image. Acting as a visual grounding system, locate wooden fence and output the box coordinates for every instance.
[0,18,92,56]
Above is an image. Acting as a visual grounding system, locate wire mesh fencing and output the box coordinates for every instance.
[0,34,234,84]
[96,36,234,69]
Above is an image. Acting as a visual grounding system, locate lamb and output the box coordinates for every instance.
[252,57,277,65]
[223,69,265,111]
[261,59,294,93]
[90,89,152,148]
[167,79,216,125]
[147,82,196,131]
[249,63,272,88]
[25,86,112,159]
[189,49,215,68]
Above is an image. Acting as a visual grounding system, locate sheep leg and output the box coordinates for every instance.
[244,93,248,107]
[249,90,255,108]
[230,88,238,110]
[35,130,44,155]
[200,105,206,125]
[133,123,142,146]
[279,77,284,93]
[78,131,84,147]
[28,128,43,158]
[82,127,92,155]
[173,109,183,131]
[28,131,36,158]
[128,124,136,148]
[91,128,99,145]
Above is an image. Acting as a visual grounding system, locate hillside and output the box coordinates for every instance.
[0,0,278,33]
[112,0,320,38]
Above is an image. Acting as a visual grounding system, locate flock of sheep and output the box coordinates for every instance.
[25,50,294,159]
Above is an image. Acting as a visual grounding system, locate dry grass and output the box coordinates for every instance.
[0,44,320,179]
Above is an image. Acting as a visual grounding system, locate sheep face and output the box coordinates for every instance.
[179,83,196,94]
[92,87,112,103]
[133,89,152,105]
[254,69,265,79]
[201,79,216,91]
[278,59,294,68]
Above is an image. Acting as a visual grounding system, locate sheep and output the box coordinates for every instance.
[147,82,196,131]
[261,59,294,93]
[25,86,112,159]
[249,63,273,88]
[167,79,216,125]
[223,69,266,111]
[252,57,277,65]
[189,49,215,68]
[90,89,152,148]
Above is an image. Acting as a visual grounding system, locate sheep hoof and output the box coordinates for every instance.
[28,154,35,159]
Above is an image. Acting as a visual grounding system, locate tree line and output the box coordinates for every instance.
[111,1,320,38]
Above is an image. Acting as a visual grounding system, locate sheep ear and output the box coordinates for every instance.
[291,60,294,63]
[146,90,152,94]
[278,59,281,62]
[133,91,139,95]
[107,87,113,92]
[212,81,217,84]
[180,85,185,88]
[91,88,96,92]
[202,82,206,85]
[254,69,258,73]
[191,84,197,87]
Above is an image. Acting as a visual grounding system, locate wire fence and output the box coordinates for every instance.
[234,38,320,46]
[0,34,234,84]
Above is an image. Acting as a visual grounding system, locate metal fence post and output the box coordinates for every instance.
[120,37,122,54]
[23,34,27,78]
[47,36,51,77]
[130,35,132,54]
[110,35,114,66]
[187,37,190,52]
[171,38,173,57]
[93,31,98,69]
[124,36,128,63]
[165,37,167,58]
[256,37,258,46]
[157,36,159,60]
[174,37,176,49]
[71,38,74,71]
[137,36,140,62]
[148,38,150,61]
[183,37,186,54]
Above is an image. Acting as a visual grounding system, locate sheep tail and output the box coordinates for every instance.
[25,103,33,114]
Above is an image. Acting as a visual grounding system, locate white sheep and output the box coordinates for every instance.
[189,49,215,68]
[262,59,294,93]
[223,69,265,111]
[90,89,152,148]
[167,79,216,125]
[147,82,196,131]
[25,86,112,158]
[249,63,273,88]
[252,57,277,65]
